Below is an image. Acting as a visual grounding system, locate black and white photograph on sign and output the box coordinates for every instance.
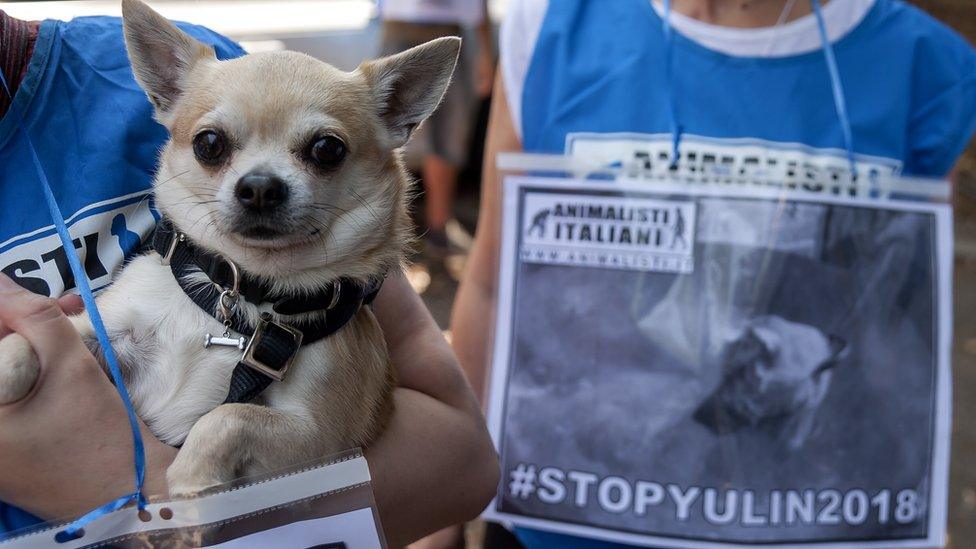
[485,176,952,549]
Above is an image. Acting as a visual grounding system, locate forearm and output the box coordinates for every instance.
[450,255,495,405]
[449,73,518,406]
[366,388,498,547]
[3,437,174,522]
[0,376,176,520]
[370,274,499,545]
[374,274,479,412]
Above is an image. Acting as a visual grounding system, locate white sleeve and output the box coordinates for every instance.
[499,0,548,141]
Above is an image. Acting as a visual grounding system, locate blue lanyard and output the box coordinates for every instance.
[810,0,858,177]
[661,0,683,170]
[660,0,858,177]
[0,62,147,540]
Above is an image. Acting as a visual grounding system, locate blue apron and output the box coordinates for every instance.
[0,15,244,537]
[521,0,976,176]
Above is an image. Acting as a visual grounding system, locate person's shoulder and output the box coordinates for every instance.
[500,0,549,50]
[500,0,550,139]
[869,0,976,65]
[866,1,976,175]
[58,15,245,60]
[876,0,966,38]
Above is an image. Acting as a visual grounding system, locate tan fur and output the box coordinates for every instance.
[0,0,458,495]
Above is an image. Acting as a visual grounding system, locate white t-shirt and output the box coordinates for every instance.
[380,0,485,25]
[500,0,877,139]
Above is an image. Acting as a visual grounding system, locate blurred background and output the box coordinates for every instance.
[0,0,974,546]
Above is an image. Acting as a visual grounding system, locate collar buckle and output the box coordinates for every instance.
[240,313,304,382]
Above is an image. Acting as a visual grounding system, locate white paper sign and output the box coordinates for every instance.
[485,175,952,549]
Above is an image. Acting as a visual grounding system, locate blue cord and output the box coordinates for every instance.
[0,65,147,538]
[810,0,858,177]
[662,0,683,169]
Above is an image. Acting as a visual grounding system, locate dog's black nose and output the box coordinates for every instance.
[235,173,288,212]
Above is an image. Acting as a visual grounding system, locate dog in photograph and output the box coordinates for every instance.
[694,315,848,451]
[0,0,460,494]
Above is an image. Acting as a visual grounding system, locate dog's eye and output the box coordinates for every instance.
[308,136,346,169]
[193,130,228,165]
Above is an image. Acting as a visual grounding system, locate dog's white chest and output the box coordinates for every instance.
[131,335,240,446]
[97,257,252,445]
[98,256,339,447]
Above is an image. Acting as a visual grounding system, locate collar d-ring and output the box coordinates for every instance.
[214,257,241,297]
[215,258,241,323]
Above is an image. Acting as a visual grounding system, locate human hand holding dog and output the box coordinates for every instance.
[0,274,175,521]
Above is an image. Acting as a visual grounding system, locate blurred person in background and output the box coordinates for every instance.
[0,7,497,547]
[379,0,495,255]
[453,0,976,548]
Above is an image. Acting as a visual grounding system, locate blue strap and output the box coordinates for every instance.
[810,0,858,177]
[661,0,683,169]
[0,64,147,538]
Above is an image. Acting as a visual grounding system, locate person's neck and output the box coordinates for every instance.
[668,0,821,28]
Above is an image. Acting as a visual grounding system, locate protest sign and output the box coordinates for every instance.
[485,174,952,549]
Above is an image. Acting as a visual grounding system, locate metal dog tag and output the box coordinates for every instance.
[205,285,246,350]
[204,334,248,350]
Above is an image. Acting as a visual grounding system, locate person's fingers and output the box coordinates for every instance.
[0,291,84,340]
[57,294,85,316]
[0,274,82,363]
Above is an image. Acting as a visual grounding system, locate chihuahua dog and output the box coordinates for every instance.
[0,0,459,495]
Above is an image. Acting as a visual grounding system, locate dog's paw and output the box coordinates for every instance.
[166,454,229,498]
[0,334,40,405]
[166,469,218,498]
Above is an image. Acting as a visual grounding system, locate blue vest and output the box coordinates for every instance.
[0,16,244,537]
[521,0,976,177]
[515,1,975,547]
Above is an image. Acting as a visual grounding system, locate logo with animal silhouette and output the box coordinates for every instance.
[521,192,696,274]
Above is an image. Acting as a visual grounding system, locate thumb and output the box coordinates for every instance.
[57,294,86,316]
[0,274,83,364]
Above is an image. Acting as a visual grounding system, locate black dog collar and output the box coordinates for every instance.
[151,218,383,403]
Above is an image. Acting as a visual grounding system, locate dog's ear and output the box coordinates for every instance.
[121,0,216,116]
[359,37,461,148]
